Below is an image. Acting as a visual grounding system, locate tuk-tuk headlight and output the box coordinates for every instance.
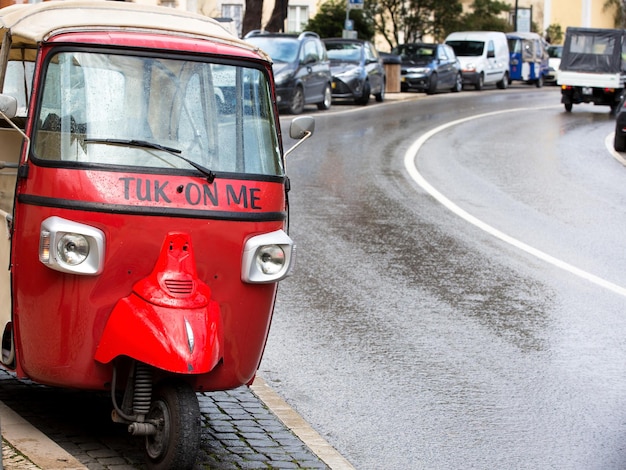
[257,245,285,275]
[57,234,90,266]
[242,230,294,283]
[39,217,105,275]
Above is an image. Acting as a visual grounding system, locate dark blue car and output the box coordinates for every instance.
[392,43,462,94]
[245,31,332,114]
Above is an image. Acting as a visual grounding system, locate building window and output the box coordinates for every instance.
[287,6,309,33]
[222,4,243,37]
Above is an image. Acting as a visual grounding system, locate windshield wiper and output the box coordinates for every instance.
[84,138,216,183]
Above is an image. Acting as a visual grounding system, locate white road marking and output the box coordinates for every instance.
[403,107,626,297]
[605,132,626,167]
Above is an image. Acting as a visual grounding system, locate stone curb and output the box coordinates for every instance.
[0,401,86,469]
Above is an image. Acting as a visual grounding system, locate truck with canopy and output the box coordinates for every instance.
[558,27,626,112]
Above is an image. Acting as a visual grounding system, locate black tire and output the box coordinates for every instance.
[614,132,626,152]
[451,73,462,92]
[375,80,385,102]
[475,73,484,91]
[426,73,438,95]
[496,72,508,89]
[145,379,201,470]
[317,84,332,110]
[535,75,543,88]
[355,81,370,105]
[564,102,573,112]
[288,86,305,115]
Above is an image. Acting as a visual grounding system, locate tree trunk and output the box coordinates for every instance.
[265,0,288,33]
[242,0,263,37]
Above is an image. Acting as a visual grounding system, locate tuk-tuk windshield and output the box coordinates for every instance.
[32,51,283,176]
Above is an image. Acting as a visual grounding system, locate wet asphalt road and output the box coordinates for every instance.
[3,86,626,470]
[261,86,626,469]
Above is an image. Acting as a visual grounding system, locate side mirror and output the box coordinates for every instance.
[289,116,315,139]
[301,55,316,66]
[284,116,315,158]
[0,94,17,119]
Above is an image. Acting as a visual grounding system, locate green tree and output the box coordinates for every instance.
[370,0,462,49]
[545,23,563,44]
[604,0,626,28]
[304,0,376,40]
[458,0,512,32]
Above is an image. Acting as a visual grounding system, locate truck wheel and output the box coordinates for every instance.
[355,81,370,105]
[288,86,305,115]
[475,73,484,91]
[426,73,438,94]
[375,80,385,102]
[496,72,508,89]
[614,132,626,152]
[145,379,200,470]
[451,73,462,92]
[564,102,572,112]
[317,84,332,110]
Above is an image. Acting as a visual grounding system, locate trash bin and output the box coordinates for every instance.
[379,52,401,93]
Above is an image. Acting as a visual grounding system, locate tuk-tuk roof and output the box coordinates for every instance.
[506,32,543,40]
[0,0,264,58]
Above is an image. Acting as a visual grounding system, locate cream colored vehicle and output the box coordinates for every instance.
[0,2,314,469]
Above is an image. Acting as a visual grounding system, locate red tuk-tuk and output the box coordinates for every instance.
[0,1,313,468]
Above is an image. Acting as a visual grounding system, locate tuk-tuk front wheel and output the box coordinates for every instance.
[145,379,200,470]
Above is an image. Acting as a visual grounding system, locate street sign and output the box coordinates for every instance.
[516,8,531,33]
[348,0,364,10]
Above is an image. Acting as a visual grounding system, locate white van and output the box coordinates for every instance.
[445,31,510,90]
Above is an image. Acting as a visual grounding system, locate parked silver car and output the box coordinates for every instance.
[323,38,385,105]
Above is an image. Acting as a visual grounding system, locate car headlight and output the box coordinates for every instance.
[464,63,476,72]
[241,230,295,283]
[406,67,429,74]
[337,68,361,79]
[274,70,294,87]
[39,216,105,275]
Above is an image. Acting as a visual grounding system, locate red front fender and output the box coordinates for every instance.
[95,294,222,374]
[95,232,223,374]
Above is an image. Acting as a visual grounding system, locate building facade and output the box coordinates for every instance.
[198,0,317,37]
[0,0,618,40]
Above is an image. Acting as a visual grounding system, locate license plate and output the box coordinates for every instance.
[582,87,592,95]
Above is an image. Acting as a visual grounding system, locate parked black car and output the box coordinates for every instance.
[392,43,462,94]
[245,31,332,114]
[323,38,385,105]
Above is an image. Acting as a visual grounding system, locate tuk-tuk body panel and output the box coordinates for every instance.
[0,3,311,466]
[12,169,284,389]
[2,2,288,391]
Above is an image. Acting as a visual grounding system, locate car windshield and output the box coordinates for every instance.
[325,43,362,62]
[392,45,435,60]
[548,46,563,58]
[27,50,282,176]
[447,40,485,56]
[246,37,299,63]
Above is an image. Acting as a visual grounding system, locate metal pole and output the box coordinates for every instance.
[514,0,519,31]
